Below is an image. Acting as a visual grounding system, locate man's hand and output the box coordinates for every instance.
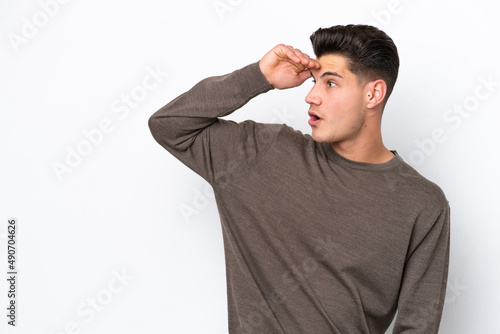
[259,44,320,90]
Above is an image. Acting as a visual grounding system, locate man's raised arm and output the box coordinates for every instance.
[147,45,319,184]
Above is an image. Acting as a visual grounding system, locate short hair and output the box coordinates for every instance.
[310,24,399,102]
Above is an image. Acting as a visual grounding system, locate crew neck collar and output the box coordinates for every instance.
[322,142,403,170]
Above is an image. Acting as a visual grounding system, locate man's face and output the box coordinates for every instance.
[306,54,368,143]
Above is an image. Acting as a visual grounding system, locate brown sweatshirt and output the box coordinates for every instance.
[148,62,450,334]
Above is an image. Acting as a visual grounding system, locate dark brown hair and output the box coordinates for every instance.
[310,24,399,101]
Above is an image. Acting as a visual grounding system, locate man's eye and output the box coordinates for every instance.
[328,81,336,87]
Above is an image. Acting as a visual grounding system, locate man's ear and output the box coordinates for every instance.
[366,79,387,109]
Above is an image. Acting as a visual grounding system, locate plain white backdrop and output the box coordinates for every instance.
[1,0,499,333]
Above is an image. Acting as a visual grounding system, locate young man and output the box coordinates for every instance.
[149,25,450,333]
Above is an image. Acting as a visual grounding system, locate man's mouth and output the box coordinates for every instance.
[308,111,322,126]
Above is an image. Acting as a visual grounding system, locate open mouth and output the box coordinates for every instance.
[308,112,322,126]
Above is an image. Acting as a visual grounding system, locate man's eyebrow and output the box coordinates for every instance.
[321,71,344,79]
[310,71,344,80]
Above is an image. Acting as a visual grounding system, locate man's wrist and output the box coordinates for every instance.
[256,60,275,90]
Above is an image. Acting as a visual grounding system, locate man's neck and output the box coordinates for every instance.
[331,138,394,164]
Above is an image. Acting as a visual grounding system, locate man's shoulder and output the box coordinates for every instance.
[235,121,315,149]
[392,158,448,209]
[273,122,316,144]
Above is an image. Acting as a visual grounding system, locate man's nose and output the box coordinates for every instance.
[305,84,320,105]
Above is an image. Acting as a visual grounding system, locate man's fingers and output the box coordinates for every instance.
[283,45,320,69]
[299,52,320,69]
[261,44,320,89]
[307,58,321,69]
[297,68,314,84]
[302,56,321,70]
[289,46,309,65]
[282,45,301,63]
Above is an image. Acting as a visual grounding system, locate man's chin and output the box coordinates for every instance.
[311,130,331,143]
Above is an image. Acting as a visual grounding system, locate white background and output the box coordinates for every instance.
[1,0,499,333]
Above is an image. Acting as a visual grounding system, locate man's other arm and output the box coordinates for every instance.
[393,203,451,333]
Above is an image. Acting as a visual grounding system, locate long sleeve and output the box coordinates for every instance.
[393,203,451,333]
[148,62,283,184]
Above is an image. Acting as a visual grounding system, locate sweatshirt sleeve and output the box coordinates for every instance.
[148,62,283,185]
[393,203,451,333]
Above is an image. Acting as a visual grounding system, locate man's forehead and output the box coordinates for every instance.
[311,54,350,77]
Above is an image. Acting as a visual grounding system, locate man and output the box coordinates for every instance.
[149,24,450,333]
